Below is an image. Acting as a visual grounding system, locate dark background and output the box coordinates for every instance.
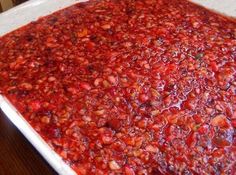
[13,0,28,5]
[0,110,57,175]
[0,0,28,12]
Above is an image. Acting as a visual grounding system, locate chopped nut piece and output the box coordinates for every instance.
[77,28,88,38]
[211,115,229,128]
[41,116,50,124]
[103,80,110,88]
[94,78,103,86]
[20,83,33,90]
[101,24,111,30]
[48,76,56,82]
[108,75,117,84]
[145,145,159,153]
[151,110,160,116]
[94,109,105,115]
[80,82,91,90]
[109,160,120,170]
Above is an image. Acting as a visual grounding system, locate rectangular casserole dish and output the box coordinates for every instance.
[0,0,235,175]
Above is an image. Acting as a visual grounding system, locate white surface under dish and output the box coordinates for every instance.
[0,0,235,175]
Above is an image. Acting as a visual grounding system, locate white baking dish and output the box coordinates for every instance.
[0,0,235,175]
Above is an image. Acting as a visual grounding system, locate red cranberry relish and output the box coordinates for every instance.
[0,0,236,174]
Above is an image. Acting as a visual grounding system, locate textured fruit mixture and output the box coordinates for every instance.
[0,0,236,174]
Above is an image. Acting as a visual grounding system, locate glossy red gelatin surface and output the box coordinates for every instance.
[0,0,236,174]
